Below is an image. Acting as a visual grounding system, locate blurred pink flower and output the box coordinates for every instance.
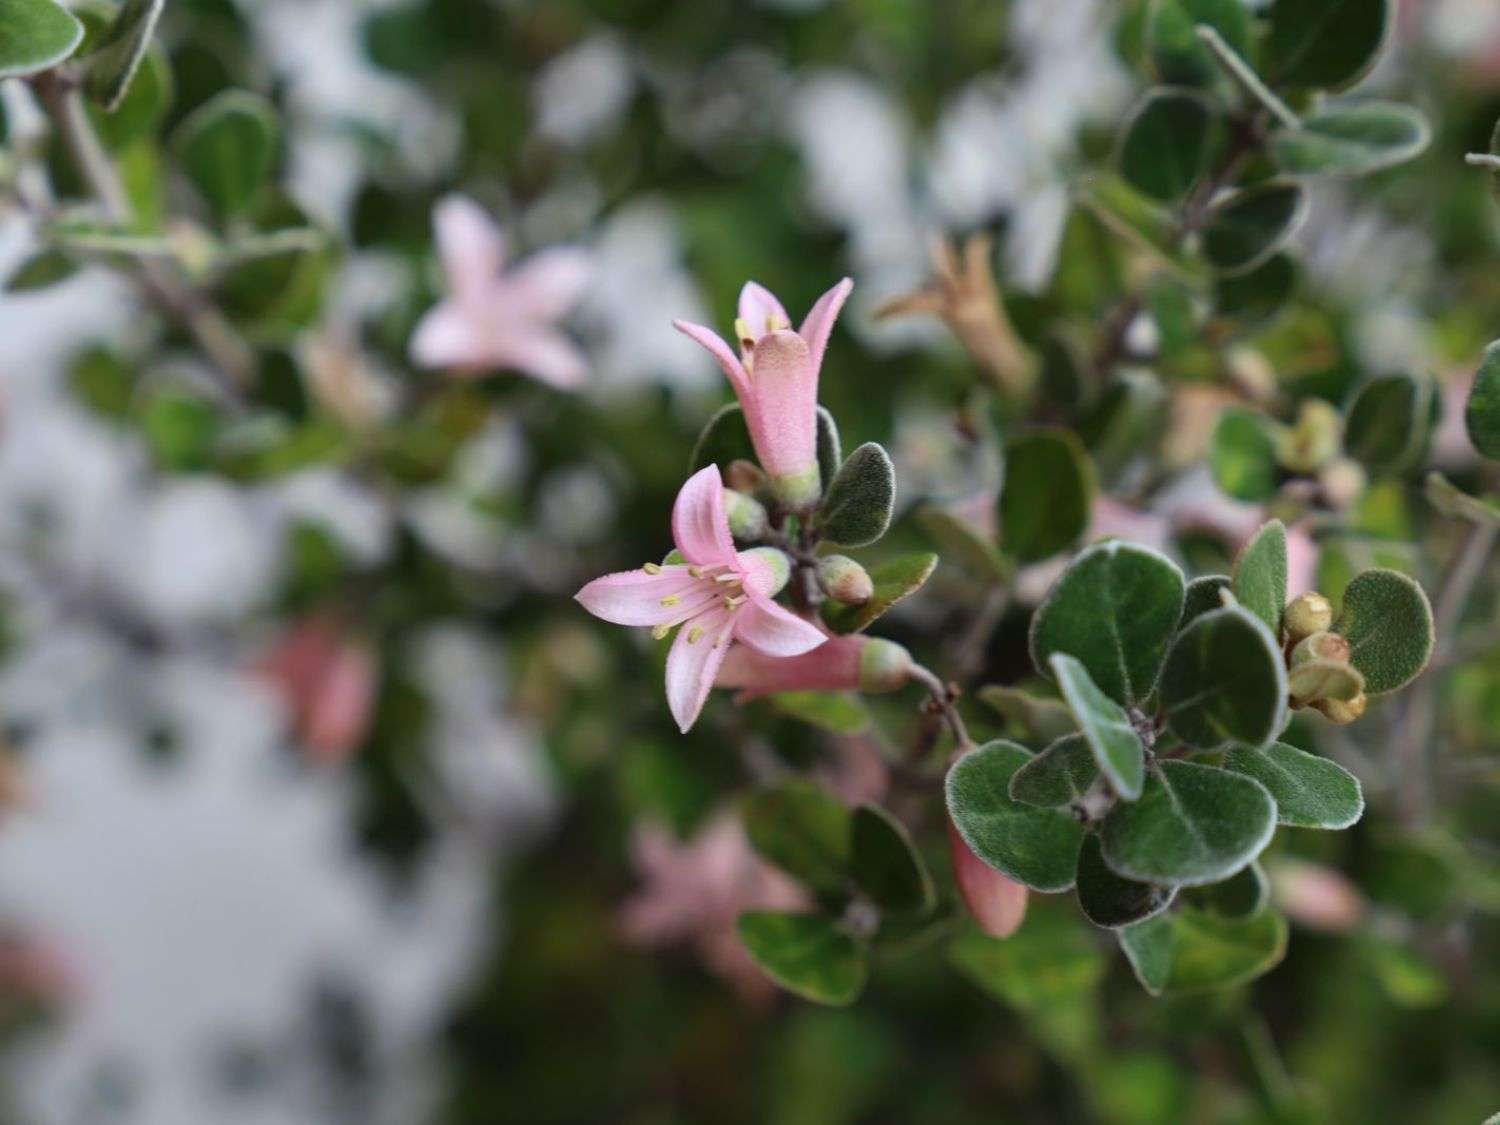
[947,817,1027,937]
[254,617,378,765]
[620,811,809,1004]
[1270,859,1367,933]
[576,465,824,732]
[0,929,77,1012]
[674,279,852,505]
[410,195,592,388]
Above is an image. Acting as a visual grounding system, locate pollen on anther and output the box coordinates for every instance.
[686,625,703,644]
[643,562,662,575]
[651,623,670,640]
[660,595,680,607]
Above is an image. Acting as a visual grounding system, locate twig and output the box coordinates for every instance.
[909,662,974,754]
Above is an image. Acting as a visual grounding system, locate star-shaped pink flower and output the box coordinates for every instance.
[410,195,592,389]
[576,464,825,732]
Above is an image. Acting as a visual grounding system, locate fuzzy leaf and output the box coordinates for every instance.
[1076,833,1176,929]
[1119,906,1288,995]
[174,90,279,224]
[822,552,937,634]
[1210,407,1279,501]
[1148,0,1253,87]
[998,428,1094,563]
[1119,89,1214,205]
[1201,183,1306,276]
[1050,654,1146,801]
[817,442,895,548]
[977,686,1078,747]
[1187,862,1269,918]
[851,804,935,915]
[1008,734,1098,807]
[816,406,842,489]
[1265,0,1391,92]
[1271,102,1430,177]
[83,0,164,111]
[1232,520,1288,633]
[737,912,866,1006]
[1160,605,1288,751]
[946,741,1087,893]
[1223,742,1364,829]
[742,780,851,894]
[1465,340,1500,461]
[1101,760,1276,886]
[1213,252,1298,328]
[1345,372,1435,475]
[690,402,754,472]
[0,0,83,78]
[1337,567,1433,694]
[1029,539,1186,707]
[1180,575,1232,627]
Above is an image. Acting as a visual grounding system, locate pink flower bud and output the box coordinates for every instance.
[1270,859,1366,933]
[816,554,873,605]
[948,817,1027,937]
[716,634,913,699]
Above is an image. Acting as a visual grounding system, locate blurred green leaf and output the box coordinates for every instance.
[1119,89,1214,205]
[742,779,851,895]
[1148,0,1253,87]
[1186,861,1269,918]
[1210,407,1279,501]
[1345,372,1435,475]
[977,684,1078,747]
[1232,519,1287,633]
[1202,182,1306,275]
[1214,252,1299,328]
[999,428,1094,563]
[1119,905,1288,995]
[1271,102,1430,176]
[0,0,83,78]
[84,0,164,111]
[4,248,79,291]
[850,805,934,916]
[767,692,870,735]
[1008,733,1098,807]
[1465,340,1500,460]
[737,912,867,1006]
[175,89,278,223]
[1265,0,1391,92]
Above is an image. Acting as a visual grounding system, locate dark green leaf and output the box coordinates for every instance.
[1187,862,1269,918]
[737,912,866,1006]
[1008,734,1098,807]
[1119,906,1288,995]
[1050,654,1146,801]
[1030,539,1185,706]
[1271,102,1430,176]
[690,402,754,472]
[1465,340,1500,460]
[1210,407,1279,501]
[1180,575,1231,627]
[1265,0,1391,92]
[999,428,1094,563]
[84,0,164,111]
[1424,471,1500,525]
[0,0,83,78]
[742,780,851,894]
[1214,252,1298,328]
[946,741,1087,892]
[1119,89,1214,205]
[1148,0,1253,87]
[1345,372,1435,475]
[1076,834,1176,928]
[816,406,841,489]
[1232,520,1287,633]
[90,41,170,150]
[851,805,935,915]
[1337,567,1433,695]
[4,248,79,292]
[1224,742,1363,828]
[1101,760,1276,886]
[822,552,937,634]
[817,442,895,548]
[1160,605,1287,750]
[174,90,278,224]
[1201,182,1306,276]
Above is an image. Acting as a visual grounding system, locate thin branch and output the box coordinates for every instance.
[909,662,974,754]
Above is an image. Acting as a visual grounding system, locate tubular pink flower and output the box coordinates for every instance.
[673,277,853,504]
[575,465,825,732]
[948,818,1028,938]
[410,194,592,389]
[716,633,913,700]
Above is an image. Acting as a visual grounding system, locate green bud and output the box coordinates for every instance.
[1288,658,1363,707]
[1289,628,1347,667]
[1283,593,1334,643]
[858,638,914,693]
[816,554,873,605]
[738,546,792,598]
[1318,457,1366,509]
[770,464,821,509]
[723,488,768,541]
[1277,399,1343,474]
[1314,692,1367,724]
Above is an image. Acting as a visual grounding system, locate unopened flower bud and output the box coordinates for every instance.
[1290,628,1348,667]
[817,554,874,605]
[722,488,768,541]
[1314,692,1367,724]
[1288,658,1363,708]
[1277,399,1343,473]
[724,459,766,494]
[1318,457,1366,509]
[1283,593,1334,644]
[737,547,792,598]
[858,638,914,693]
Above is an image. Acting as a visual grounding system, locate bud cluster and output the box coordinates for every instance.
[1280,592,1366,723]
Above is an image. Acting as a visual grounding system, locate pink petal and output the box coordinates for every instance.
[434,195,506,296]
[673,319,751,400]
[742,330,817,480]
[503,246,592,320]
[409,303,488,369]
[715,634,860,697]
[797,276,853,373]
[733,592,825,657]
[671,465,736,567]
[948,818,1028,938]
[665,607,735,732]
[576,566,699,626]
[738,281,790,339]
[497,330,589,389]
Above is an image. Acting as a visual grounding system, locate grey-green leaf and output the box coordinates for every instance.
[1232,519,1287,633]
[1210,407,1279,501]
[1214,252,1299,328]
[1050,654,1146,801]
[690,402,754,472]
[1345,372,1435,475]
[1187,862,1269,918]
[1119,89,1214,205]
[84,0,165,111]
[1076,833,1176,929]
[1008,734,1098,808]
[1029,539,1186,707]
[1101,760,1276,886]
[1119,906,1288,995]
[742,780,851,894]
[1201,183,1306,276]
[5,249,79,292]
[850,804,935,915]
[818,442,895,548]
[816,406,842,488]
[1265,0,1391,92]
[1180,575,1232,628]
[1160,605,1288,751]
[916,504,1007,583]
[999,428,1094,563]
[737,912,867,1006]
[1465,340,1500,460]
[1148,0,1253,87]
[174,90,279,224]
[0,0,83,79]
[1271,102,1430,177]
[1223,742,1364,829]
[1337,567,1433,695]
[822,552,937,634]
[945,741,1087,893]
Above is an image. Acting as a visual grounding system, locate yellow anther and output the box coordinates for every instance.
[734,317,755,347]
[688,565,702,578]
[643,562,662,575]
[714,572,740,584]
[723,594,747,609]
[766,312,789,331]
[686,625,704,644]
[660,595,680,607]
[651,623,671,640]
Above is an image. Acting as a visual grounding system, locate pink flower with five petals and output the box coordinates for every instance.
[674,278,852,506]
[576,464,825,732]
[410,195,592,389]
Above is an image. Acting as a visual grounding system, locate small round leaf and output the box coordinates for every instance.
[1119,89,1214,205]
[1160,606,1288,751]
[1464,340,1500,461]
[1271,102,1430,177]
[850,804,935,916]
[1231,519,1288,634]
[1201,183,1307,276]
[0,0,84,79]
[1076,833,1176,929]
[999,428,1095,564]
[1050,654,1146,801]
[1265,0,1391,92]
[1337,567,1433,695]
[1008,734,1098,808]
[817,442,896,548]
[1223,742,1364,829]
[1210,408,1279,501]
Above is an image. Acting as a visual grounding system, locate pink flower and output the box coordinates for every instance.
[254,617,378,765]
[1270,859,1367,933]
[674,278,853,505]
[410,195,592,389]
[715,632,914,700]
[948,818,1029,937]
[575,464,825,732]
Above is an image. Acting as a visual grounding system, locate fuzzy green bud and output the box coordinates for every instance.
[1289,628,1349,667]
[858,638,914,693]
[737,547,792,598]
[1314,692,1367,724]
[1283,593,1334,644]
[816,554,874,605]
[722,488,768,541]
[1288,658,1363,707]
[1277,399,1343,474]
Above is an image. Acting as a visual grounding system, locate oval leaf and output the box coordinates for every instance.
[818,442,895,548]
[1187,862,1270,918]
[1049,654,1146,801]
[816,406,842,488]
[742,780,851,894]
[0,0,84,79]
[1345,372,1435,475]
[1271,102,1430,177]
[1148,0,1253,87]
[1201,182,1306,276]
[1160,605,1288,751]
[999,428,1094,563]
[84,0,165,111]
[1232,519,1288,634]
[1119,905,1288,996]
[174,89,279,224]
[1223,742,1364,829]
[1210,407,1279,501]
[822,552,936,634]
[1101,761,1276,887]
[851,804,935,916]
[1008,733,1098,808]
[1076,833,1176,929]
[1029,539,1186,707]
[1180,575,1232,628]
[690,402,754,471]
[1265,0,1391,92]
[1465,340,1500,461]
[737,912,867,1006]
[1214,252,1298,328]
[1119,89,1215,205]
[1337,567,1433,695]
[945,741,1087,893]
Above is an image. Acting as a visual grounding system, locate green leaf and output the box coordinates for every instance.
[0,0,84,79]
[1424,471,1500,525]
[977,685,1077,747]
[1119,89,1214,205]
[1337,567,1433,695]
[1345,372,1435,475]
[737,912,867,1006]
[84,0,165,111]
[90,40,170,150]
[1223,742,1364,829]
[816,406,841,489]
[948,909,1107,1024]
[999,428,1094,563]
[822,552,937,634]
[4,248,79,292]
[1008,734,1098,808]
[1210,407,1279,501]
[850,804,935,916]
[1465,340,1500,460]
[1214,252,1298,328]
[1119,906,1288,995]
[174,90,278,224]
[1271,102,1430,177]
[1101,760,1276,886]
[1031,539,1185,707]
[1148,0,1253,87]
[767,692,870,735]
[817,442,895,548]
[1187,862,1269,918]
[742,780,851,894]
[690,402,754,472]
[946,741,1087,892]
[916,504,1007,582]
[1201,182,1306,276]
[1050,654,1146,801]
[1160,605,1288,751]
[1180,575,1231,627]
[1265,0,1391,92]
[1076,834,1176,929]
[1232,519,1287,633]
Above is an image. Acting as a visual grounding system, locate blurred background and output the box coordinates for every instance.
[2,0,1500,1121]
